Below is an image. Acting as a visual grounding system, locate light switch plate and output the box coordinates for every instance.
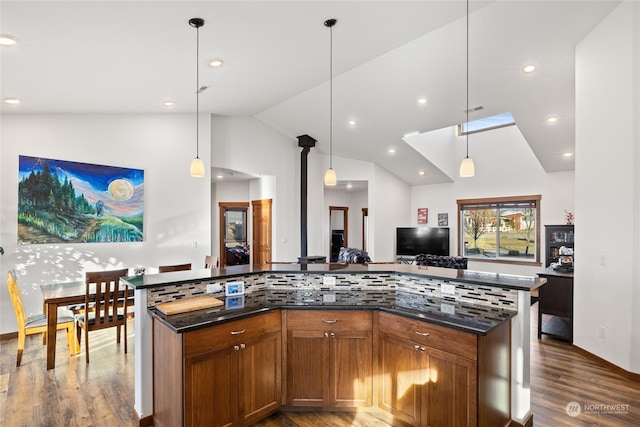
[440,303,455,315]
[323,294,336,303]
[206,283,223,294]
[441,283,456,295]
[323,276,336,286]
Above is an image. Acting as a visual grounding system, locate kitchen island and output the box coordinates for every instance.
[123,263,545,427]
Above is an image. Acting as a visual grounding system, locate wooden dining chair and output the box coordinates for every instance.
[204,256,219,269]
[76,268,129,363]
[158,263,192,273]
[7,270,78,367]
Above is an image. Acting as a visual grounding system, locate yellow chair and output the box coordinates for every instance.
[158,263,192,273]
[7,270,78,367]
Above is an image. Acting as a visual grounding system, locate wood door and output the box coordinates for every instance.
[252,199,272,264]
[378,333,424,426]
[239,331,282,425]
[184,346,239,427]
[286,330,330,406]
[329,330,373,407]
[423,347,477,427]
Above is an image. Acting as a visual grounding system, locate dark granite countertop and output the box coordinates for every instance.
[150,289,516,336]
[123,263,545,292]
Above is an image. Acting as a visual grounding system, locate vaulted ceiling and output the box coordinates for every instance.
[1,1,620,185]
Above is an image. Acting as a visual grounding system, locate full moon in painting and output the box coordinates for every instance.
[108,179,134,201]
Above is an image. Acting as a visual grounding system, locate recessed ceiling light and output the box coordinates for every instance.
[216,174,224,179]
[418,171,425,176]
[347,120,357,127]
[563,152,574,157]
[417,97,428,105]
[163,100,175,107]
[3,97,20,105]
[209,58,224,68]
[346,183,353,189]
[546,115,559,123]
[0,34,17,46]
[388,148,396,154]
[523,64,537,73]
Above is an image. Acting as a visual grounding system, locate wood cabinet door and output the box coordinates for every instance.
[378,333,425,426]
[330,330,373,407]
[423,347,477,427]
[239,331,282,425]
[286,329,330,406]
[184,346,239,427]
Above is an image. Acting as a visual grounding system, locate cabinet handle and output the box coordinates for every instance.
[230,329,246,335]
[234,345,240,351]
[420,347,426,352]
[240,343,246,349]
[414,330,430,337]
[330,332,335,338]
[414,344,421,351]
[322,319,338,324]
[324,332,329,337]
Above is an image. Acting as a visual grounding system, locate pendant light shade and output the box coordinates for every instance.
[459,156,475,177]
[324,168,337,186]
[324,18,337,186]
[459,0,475,178]
[190,158,205,177]
[189,17,205,178]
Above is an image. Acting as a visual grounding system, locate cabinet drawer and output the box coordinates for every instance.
[286,310,372,331]
[184,310,281,357]
[378,311,477,360]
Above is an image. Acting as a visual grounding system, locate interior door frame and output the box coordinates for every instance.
[219,202,250,267]
[329,206,349,261]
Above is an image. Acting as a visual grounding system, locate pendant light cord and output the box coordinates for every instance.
[465,0,470,159]
[196,24,200,159]
[329,22,333,169]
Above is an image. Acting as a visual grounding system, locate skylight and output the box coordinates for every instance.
[459,112,515,135]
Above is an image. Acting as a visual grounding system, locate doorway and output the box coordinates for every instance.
[219,202,250,267]
[329,206,348,262]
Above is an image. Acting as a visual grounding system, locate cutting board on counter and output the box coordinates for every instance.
[156,295,223,315]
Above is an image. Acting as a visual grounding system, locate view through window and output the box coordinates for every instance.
[457,195,540,263]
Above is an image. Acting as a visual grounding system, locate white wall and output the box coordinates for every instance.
[370,165,413,262]
[410,125,575,277]
[0,114,212,334]
[211,116,302,261]
[574,0,639,373]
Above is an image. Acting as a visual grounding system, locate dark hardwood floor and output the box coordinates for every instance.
[1,305,639,426]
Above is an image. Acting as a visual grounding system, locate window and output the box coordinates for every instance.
[457,195,540,264]
[458,112,515,135]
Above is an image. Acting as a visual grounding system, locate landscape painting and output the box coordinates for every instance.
[18,156,144,244]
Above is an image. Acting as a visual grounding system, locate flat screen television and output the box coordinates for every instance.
[396,227,450,256]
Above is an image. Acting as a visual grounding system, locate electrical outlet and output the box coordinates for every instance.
[206,283,223,294]
[598,326,606,339]
[441,283,456,295]
[599,255,607,266]
[323,294,336,303]
[440,303,455,315]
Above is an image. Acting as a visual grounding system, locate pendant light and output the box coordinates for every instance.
[189,18,206,178]
[323,18,337,186]
[459,0,475,178]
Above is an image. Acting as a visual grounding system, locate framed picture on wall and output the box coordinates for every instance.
[417,208,428,224]
[18,155,144,244]
[438,213,448,226]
